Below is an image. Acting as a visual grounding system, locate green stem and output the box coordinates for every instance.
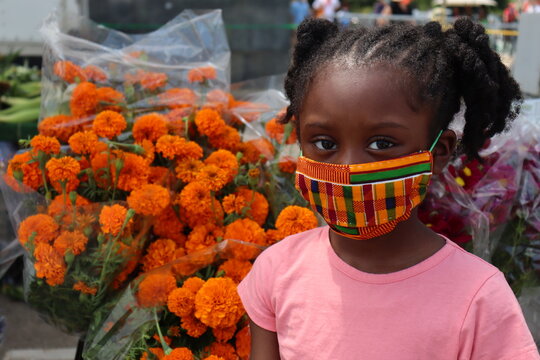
[153,308,172,354]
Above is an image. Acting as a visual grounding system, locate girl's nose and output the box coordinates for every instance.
[337,148,371,165]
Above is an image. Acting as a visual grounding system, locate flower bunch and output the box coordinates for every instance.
[1,11,318,356]
[419,120,540,297]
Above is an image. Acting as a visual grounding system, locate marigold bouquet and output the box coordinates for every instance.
[82,204,317,360]
[0,9,315,347]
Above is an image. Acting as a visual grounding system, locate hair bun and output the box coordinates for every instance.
[453,17,489,50]
[294,18,339,66]
[423,21,443,38]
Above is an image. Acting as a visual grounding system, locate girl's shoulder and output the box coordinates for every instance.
[254,226,327,269]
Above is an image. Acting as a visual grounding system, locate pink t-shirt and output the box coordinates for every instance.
[238,226,539,360]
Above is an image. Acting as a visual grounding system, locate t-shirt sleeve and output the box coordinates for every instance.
[458,271,540,360]
[237,251,277,332]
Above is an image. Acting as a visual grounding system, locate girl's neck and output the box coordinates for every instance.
[328,211,446,274]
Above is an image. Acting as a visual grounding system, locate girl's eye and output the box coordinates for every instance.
[368,139,395,150]
[313,139,337,151]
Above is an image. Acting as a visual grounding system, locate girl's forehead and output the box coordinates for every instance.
[298,63,436,137]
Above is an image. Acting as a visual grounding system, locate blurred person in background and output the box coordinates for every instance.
[503,2,519,22]
[390,0,414,15]
[290,0,311,27]
[313,0,341,21]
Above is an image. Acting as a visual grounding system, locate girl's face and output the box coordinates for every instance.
[298,64,455,173]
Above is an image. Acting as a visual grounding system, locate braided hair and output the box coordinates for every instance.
[283,18,522,159]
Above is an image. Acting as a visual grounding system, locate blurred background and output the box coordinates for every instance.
[0,0,537,358]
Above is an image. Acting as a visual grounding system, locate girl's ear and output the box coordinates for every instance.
[432,129,457,175]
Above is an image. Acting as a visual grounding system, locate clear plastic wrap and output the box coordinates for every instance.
[0,9,317,344]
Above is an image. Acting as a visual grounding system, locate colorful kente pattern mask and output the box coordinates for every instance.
[295,151,434,240]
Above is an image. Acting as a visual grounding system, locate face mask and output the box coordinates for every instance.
[295,132,442,240]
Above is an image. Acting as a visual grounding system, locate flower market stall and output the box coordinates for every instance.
[0,8,539,360]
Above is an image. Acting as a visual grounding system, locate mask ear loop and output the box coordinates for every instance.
[429,130,444,152]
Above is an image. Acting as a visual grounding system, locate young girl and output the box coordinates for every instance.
[237,17,540,359]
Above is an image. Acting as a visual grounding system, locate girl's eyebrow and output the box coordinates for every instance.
[371,121,408,130]
[305,122,334,130]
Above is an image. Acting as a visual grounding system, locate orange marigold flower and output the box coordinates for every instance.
[141,238,177,272]
[204,149,239,183]
[265,117,297,144]
[33,243,66,286]
[47,193,90,218]
[265,229,283,245]
[18,214,59,248]
[167,287,195,317]
[246,138,275,163]
[182,277,205,293]
[224,218,266,246]
[275,205,318,238]
[83,65,107,82]
[208,126,241,152]
[165,108,191,136]
[93,110,127,139]
[115,151,150,192]
[96,87,125,112]
[140,71,168,91]
[218,259,252,284]
[153,207,185,247]
[181,314,207,338]
[68,131,99,155]
[187,66,217,83]
[194,108,226,138]
[230,101,268,124]
[206,89,231,106]
[177,182,221,227]
[156,135,186,160]
[194,277,244,329]
[235,325,251,360]
[30,135,61,155]
[222,188,269,226]
[178,141,203,160]
[127,184,170,216]
[148,166,169,185]
[53,229,88,256]
[73,281,97,295]
[70,82,98,118]
[194,165,229,192]
[46,156,81,193]
[236,142,260,165]
[38,114,82,143]
[157,88,197,109]
[137,272,177,308]
[133,113,168,143]
[185,224,223,254]
[278,156,297,174]
[175,159,203,183]
[5,152,43,192]
[212,326,236,342]
[163,347,193,360]
[206,342,237,360]
[99,204,130,236]
[224,218,265,260]
[53,60,87,83]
